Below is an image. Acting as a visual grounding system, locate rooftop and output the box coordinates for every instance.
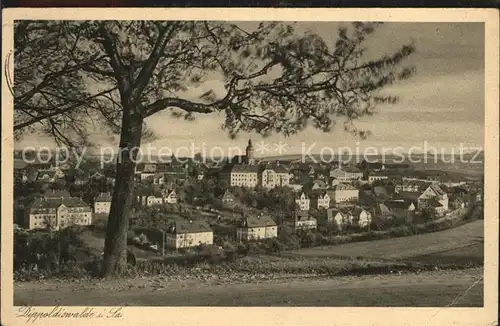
[334,183,357,191]
[398,191,421,201]
[169,220,212,234]
[29,197,91,212]
[429,184,446,196]
[385,200,410,210]
[228,164,261,173]
[95,192,113,202]
[45,189,71,199]
[240,214,277,228]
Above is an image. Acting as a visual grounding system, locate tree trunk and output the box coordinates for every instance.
[101,109,143,277]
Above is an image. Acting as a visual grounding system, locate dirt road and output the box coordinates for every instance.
[14,268,483,307]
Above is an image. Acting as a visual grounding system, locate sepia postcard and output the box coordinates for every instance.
[1,7,499,326]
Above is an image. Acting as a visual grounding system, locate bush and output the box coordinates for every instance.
[236,243,248,256]
[247,242,265,255]
[93,218,108,230]
[14,228,95,279]
[262,238,285,254]
[197,244,226,264]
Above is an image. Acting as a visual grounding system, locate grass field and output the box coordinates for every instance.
[285,220,484,262]
[14,220,485,306]
[14,267,483,306]
[409,242,484,265]
[79,229,161,260]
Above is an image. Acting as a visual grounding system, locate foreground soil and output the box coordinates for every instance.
[14,267,483,307]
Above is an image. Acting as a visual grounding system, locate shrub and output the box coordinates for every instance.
[14,228,94,279]
[247,242,265,255]
[262,238,285,254]
[236,243,248,255]
[197,244,226,264]
[93,218,108,230]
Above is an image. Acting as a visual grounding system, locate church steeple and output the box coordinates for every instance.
[246,139,254,165]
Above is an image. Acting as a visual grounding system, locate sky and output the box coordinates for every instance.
[15,22,485,157]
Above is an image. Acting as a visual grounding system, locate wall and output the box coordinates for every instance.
[167,231,214,249]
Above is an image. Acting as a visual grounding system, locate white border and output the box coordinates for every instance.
[2,8,498,326]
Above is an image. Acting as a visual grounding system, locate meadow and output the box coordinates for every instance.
[285,219,484,262]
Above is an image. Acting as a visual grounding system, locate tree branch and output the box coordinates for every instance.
[81,64,117,77]
[15,55,102,106]
[14,87,117,131]
[145,97,217,117]
[130,22,180,105]
[96,22,124,74]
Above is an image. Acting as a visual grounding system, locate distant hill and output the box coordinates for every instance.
[261,150,485,163]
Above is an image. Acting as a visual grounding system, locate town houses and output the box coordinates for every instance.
[14,136,481,256]
[136,188,177,207]
[395,180,430,193]
[326,209,353,230]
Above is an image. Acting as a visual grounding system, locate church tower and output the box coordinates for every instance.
[246,139,255,165]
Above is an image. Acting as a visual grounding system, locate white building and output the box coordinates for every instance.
[143,195,164,207]
[259,165,291,189]
[94,192,112,214]
[163,189,178,204]
[329,165,363,182]
[236,214,278,241]
[329,183,359,203]
[327,209,354,229]
[165,220,213,249]
[293,211,317,231]
[287,183,303,192]
[353,207,372,227]
[294,192,310,211]
[222,164,260,188]
[368,173,389,183]
[418,184,449,212]
[26,197,92,230]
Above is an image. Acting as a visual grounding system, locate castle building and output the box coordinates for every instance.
[219,139,259,188]
[220,139,291,189]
